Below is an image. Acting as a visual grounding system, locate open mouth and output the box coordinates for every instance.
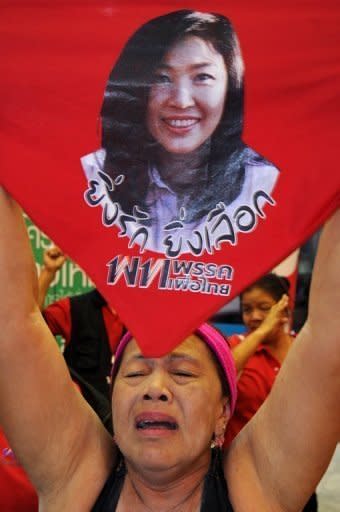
[135,413,179,431]
[136,420,178,430]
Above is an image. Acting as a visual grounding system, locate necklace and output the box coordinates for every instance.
[128,473,203,512]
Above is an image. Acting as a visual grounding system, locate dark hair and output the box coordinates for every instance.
[99,10,261,223]
[241,273,291,303]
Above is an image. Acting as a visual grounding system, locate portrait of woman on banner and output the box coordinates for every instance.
[82,10,280,257]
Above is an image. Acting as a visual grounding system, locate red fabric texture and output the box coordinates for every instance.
[0,429,38,512]
[224,334,282,446]
[1,2,339,354]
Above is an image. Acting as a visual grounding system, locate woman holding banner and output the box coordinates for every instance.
[0,186,339,511]
[82,10,280,255]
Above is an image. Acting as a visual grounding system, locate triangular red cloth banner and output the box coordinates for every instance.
[1,1,339,354]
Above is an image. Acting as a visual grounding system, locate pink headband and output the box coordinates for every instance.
[111,323,237,415]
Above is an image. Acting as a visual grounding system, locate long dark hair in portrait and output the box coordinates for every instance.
[100,10,266,223]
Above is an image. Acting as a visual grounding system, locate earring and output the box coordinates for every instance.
[210,433,224,449]
[210,436,217,449]
[211,421,227,449]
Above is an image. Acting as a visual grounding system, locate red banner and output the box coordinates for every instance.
[1,1,339,354]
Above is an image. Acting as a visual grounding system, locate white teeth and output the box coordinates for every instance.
[166,119,198,128]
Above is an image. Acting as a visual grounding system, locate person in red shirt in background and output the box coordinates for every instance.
[38,246,125,430]
[225,273,318,511]
[38,246,124,359]
[225,273,292,442]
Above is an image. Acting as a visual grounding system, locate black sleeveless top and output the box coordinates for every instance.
[92,449,234,511]
[64,290,112,399]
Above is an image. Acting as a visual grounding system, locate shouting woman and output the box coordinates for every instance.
[0,186,339,511]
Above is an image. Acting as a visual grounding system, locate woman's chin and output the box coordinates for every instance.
[124,439,211,477]
[127,445,184,473]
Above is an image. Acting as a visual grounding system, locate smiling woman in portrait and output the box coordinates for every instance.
[81,10,280,255]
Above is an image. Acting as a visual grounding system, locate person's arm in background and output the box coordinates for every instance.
[38,245,66,309]
[0,188,115,509]
[231,294,289,372]
[226,209,340,512]
[37,246,74,341]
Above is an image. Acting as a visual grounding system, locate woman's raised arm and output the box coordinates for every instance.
[0,188,115,509]
[226,208,340,512]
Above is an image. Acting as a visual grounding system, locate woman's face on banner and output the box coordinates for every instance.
[146,36,228,155]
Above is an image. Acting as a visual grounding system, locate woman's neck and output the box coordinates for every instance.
[154,141,210,192]
[120,455,209,512]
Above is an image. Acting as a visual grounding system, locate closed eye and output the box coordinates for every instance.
[171,371,196,379]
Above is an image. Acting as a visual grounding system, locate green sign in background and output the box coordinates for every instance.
[24,214,93,306]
